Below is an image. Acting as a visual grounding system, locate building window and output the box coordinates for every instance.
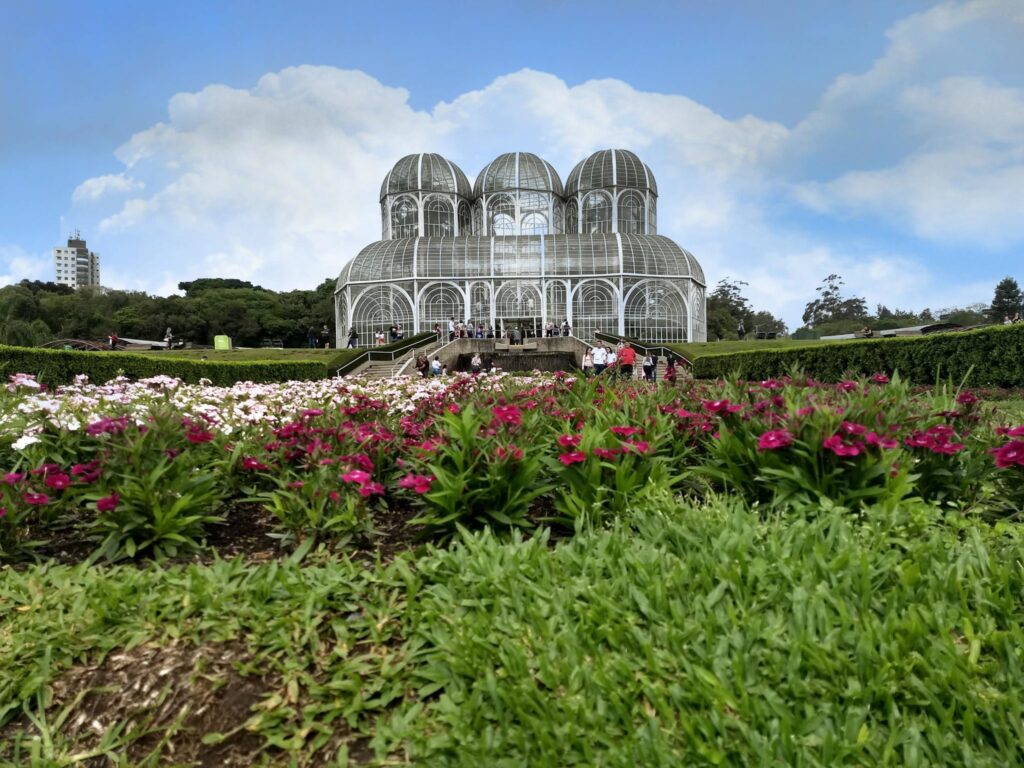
[390,196,419,238]
[582,192,612,234]
[617,191,646,234]
[521,212,548,236]
[488,194,516,236]
[458,201,471,236]
[424,197,454,237]
[565,199,578,234]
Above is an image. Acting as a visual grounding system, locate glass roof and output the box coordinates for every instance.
[564,149,657,197]
[379,153,472,201]
[473,152,564,197]
[338,233,702,287]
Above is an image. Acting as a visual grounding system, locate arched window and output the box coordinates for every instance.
[545,281,567,326]
[617,191,646,235]
[648,197,657,235]
[380,204,389,239]
[418,284,464,331]
[624,280,688,342]
[521,212,548,236]
[390,196,419,239]
[572,279,618,341]
[424,197,453,237]
[553,201,564,234]
[582,192,611,234]
[488,194,516,235]
[469,282,491,324]
[351,285,414,344]
[458,201,472,236]
[472,201,483,235]
[565,199,579,234]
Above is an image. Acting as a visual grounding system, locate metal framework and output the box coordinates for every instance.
[338,150,707,344]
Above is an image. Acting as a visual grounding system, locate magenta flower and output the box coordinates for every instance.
[622,440,650,454]
[43,473,71,490]
[757,429,794,451]
[242,456,270,471]
[301,409,324,419]
[956,391,978,406]
[870,374,890,384]
[398,474,434,494]
[610,426,643,438]
[358,482,385,497]
[558,451,587,466]
[557,434,583,448]
[823,435,863,458]
[593,447,620,460]
[702,400,742,414]
[866,432,898,450]
[23,492,50,505]
[492,404,522,426]
[836,380,858,392]
[840,421,867,436]
[496,445,524,461]
[96,493,120,512]
[31,463,61,477]
[341,470,371,485]
[70,461,99,476]
[2,472,25,485]
[991,441,1024,469]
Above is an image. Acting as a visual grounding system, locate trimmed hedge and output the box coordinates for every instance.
[690,323,1024,387]
[0,345,329,386]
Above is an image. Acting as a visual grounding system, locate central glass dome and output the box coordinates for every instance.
[473,152,565,236]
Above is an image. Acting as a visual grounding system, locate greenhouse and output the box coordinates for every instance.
[335,150,707,344]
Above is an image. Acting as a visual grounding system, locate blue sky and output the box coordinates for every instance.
[2,0,1022,327]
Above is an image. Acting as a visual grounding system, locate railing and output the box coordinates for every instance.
[593,331,692,367]
[334,332,437,376]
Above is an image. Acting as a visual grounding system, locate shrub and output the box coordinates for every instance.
[0,345,329,386]
[690,324,1024,387]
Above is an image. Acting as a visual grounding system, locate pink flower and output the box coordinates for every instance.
[341,470,371,485]
[757,429,794,451]
[23,492,49,505]
[398,474,434,494]
[328,491,341,503]
[796,407,814,417]
[31,463,61,477]
[287,481,304,489]
[43,473,71,490]
[447,403,461,414]
[2,472,25,485]
[492,404,522,426]
[823,435,862,458]
[865,432,898,450]
[70,461,99,476]
[956,391,978,406]
[622,440,650,454]
[496,445,524,461]
[186,428,214,444]
[301,409,324,419]
[593,447,620,460]
[96,493,120,512]
[702,400,742,414]
[610,426,642,437]
[991,441,1024,469]
[358,482,385,497]
[0,507,6,518]
[837,380,859,392]
[242,456,270,471]
[840,421,867,436]
[558,451,587,466]
[1007,426,1024,437]
[870,374,890,384]
[557,434,583,448]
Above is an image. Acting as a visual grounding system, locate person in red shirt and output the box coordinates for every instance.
[617,341,636,379]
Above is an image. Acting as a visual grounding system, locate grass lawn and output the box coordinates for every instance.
[670,337,829,360]
[137,348,349,362]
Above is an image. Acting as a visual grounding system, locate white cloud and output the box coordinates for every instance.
[0,244,51,287]
[71,173,143,203]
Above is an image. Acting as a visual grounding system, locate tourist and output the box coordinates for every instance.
[664,355,677,384]
[562,320,571,337]
[511,326,522,345]
[434,322,442,342]
[375,329,386,345]
[471,352,483,373]
[415,354,428,378]
[476,323,484,339]
[320,325,331,348]
[389,324,398,342]
[606,346,617,375]
[396,324,404,340]
[306,326,318,348]
[649,352,659,382]
[737,320,746,340]
[1014,313,1022,324]
[448,316,456,341]
[1005,315,1013,325]
[642,353,654,382]
[431,356,442,376]
[546,320,554,337]
[347,327,358,348]
[618,341,636,379]
[165,327,174,349]
[108,331,118,351]
[582,347,594,376]
[592,342,608,375]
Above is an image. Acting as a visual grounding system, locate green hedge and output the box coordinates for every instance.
[0,345,329,386]
[690,324,1024,387]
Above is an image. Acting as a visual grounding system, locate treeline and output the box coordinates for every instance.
[0,278,336,348]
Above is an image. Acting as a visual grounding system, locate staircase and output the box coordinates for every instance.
[348,341,445,380]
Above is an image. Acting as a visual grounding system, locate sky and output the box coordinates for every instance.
[2,0,1022,329]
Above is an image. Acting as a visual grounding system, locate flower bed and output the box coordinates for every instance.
[2,369,1022,563]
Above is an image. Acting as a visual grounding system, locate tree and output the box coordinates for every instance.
[989,277,1022,321]
[802,274,868,327]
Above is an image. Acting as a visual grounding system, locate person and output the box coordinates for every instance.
[1014,313,1022,324]
[347,327,359,348]
[642,353,654,382]
[165,327,174,349]
[448,316,456,342]
[592,342,608,375]
[545,320,554,338]
[431,356,442,376]
[664,355,678,384]
[320,325,331,348]
[441,364,448,376]
[396,324,404,340]
[434,323,442,342]
[1004,316,1013,325]
[582,347,594,376]
[471,352,482,373]
[649,352,659,382]
[476,324,484,339]
[485,325,494,339]
[860,326,874,338]
[108,331,118,351]
[618,341,636,379]
[562,320,571,337]
[415,354,428,378]
[511,326,522,345]
[307,326,318,348]
[737,321,746,340]
[375,329,386,345]
[606,346,617,375]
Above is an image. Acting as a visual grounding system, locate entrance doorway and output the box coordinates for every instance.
[498,317,541,341]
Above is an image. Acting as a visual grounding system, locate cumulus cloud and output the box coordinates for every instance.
[71,173,143,203]
[0,244,51,287]
[67,0,1024,327]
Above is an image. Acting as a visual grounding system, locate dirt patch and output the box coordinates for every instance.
[1,641,271,767]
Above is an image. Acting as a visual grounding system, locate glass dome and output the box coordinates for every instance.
[473,152,564,197]
[565,149,657,197]
[379,153,472,202]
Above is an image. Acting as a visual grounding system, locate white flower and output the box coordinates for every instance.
[12,434,41,450]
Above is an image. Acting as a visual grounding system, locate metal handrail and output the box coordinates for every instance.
[335,332,436,376]
[593,331,692,367]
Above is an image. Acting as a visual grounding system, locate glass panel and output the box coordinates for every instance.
[418,284,464,329]
[582,192,612,234]
[624,280,688,342]
[617,191,645,234]
[488,194,516,235]
[390,196,419,238]
[458,201,471,236]
[521,212,548,235]
[572,279,618,342]
[351,285,414,345]
[565,199,578,234]
[424,197,454,237]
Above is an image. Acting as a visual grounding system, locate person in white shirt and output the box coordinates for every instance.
[592,343,608,375]
[606,348,617,375]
